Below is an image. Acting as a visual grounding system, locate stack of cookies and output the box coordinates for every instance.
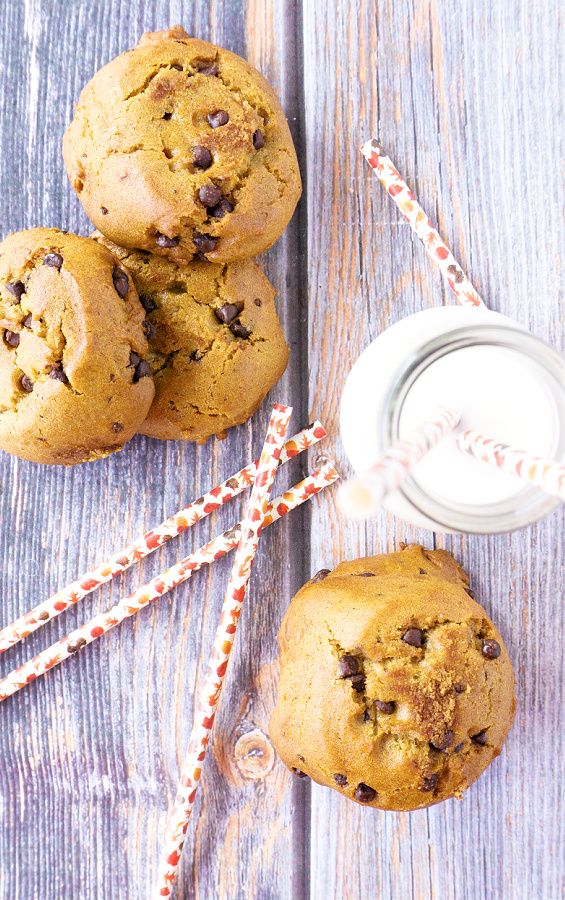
[0,26,301,465]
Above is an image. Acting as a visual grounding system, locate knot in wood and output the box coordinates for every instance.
[234,728,275,780]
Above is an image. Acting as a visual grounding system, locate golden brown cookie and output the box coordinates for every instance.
[0,228,154,465]
[63,26,302,265]
[269,544,516,811]
[94,235,289,443]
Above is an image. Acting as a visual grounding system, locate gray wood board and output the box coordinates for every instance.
[0,0,563,898]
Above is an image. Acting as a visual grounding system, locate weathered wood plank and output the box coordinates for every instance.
[305,1,565,899]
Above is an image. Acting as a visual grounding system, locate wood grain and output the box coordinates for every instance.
[0,0,564,898]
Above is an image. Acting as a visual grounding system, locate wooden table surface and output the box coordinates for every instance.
[1,1,564,898]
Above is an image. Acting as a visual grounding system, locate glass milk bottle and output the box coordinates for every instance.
[340,306,565,533]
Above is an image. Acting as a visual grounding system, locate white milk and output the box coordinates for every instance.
[340,306,565,533]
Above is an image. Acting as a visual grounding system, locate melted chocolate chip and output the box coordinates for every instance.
[253,129,265,149]
[142,320,156,340]
[20,374,33,393]
[199,63,218,76]
[421,774,438,792]
[312,568,330,583]
[199,184,223,207]
[292,768,308,778]
[357,572,376,577]
[230,320,251,339]
[207,109,229,128]
[193,146,213,169]
[49,367,69,384]
[4,330,20,348]
[375,700,394,714]
[215,303,239,325]
[209,199,233,218]
[129,351,141,368]
[43,252,63,270]
[472,730,487,746]
[402,627,423,648]
[190,349,203,361]
[254,298,262,306]
[22,313,32,328]
[338,655,360,677]
[354,783,376,803]
[6,281,25,302]
[155,232,180,248]
[193,232,217,254]
[101,206,109,215]
[431,730,454,751]
[334,774,348,787]
[481,639,501,659]
[140,295,157,313]
[112,267,129,299]
[133,360,152,382]
[112,423,124,433]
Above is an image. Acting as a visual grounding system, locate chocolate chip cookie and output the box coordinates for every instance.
[0,228,154,465]
[94,235,289,443]
[63,26,302,265]
[269,544,516,811]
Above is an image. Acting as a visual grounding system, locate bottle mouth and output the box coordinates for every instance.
[382,324,565,534]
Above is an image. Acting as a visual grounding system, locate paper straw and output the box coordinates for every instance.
[0,421,326,654]
[361,138,485,309]
[0,461,338,703]
[457,430,565,501]
[339,405,460,518]
[151,404,291,898]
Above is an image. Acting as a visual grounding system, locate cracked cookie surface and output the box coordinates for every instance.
[95,234,289,443]
[269,544,516,811]
[63,26,302,265]
[0,228,154,465]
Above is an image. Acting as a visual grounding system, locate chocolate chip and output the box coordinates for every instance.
[112,267,129,299]
[6,281,25,301]
[20,374,33,393]
[195,251,212,262]
[349,674,365,692]
[43,252,63,270]
[419,568,427,574]
[170,63,183,71]
[22,313,32,328]
[207,109,229,128]
[101,206,109,215]
[140,295,157,313]
[142,320,156,340]
[49,367,69,384]
[402,628,423,648]
[297,754,304,762]
[292,768,308,778]
[421,774,438,792]
[199,63,218,76]
[431,730,453,751]
[209,199,233,218]
[465,587,475,599]
[133,360,152,382]
[334,774,347,787]
[215,304,239,325]
[454,683,466,694]
[193,146,213,169]
[357,572,376,577]
[4,330,20,348]
[155,232,180,248]
[192,232,217,254]
[254,298,262,306]
[453,742,464,753]
[129,351,141,367]
[363,709,372,722]
[190,349,203,361]
[338,655,360,677]
[230,320,251,339]
[375,700,394,714]
[253,129,265,149]
[472,730,487,746]
[162,112,172,120]
[199,184,223,207]
[68,637,87,653]
[481,639,501,659]
[354,783,376,803]
[312,568,330,583]
[112,423,124,433]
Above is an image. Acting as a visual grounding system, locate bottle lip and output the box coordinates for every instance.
[382,323,565,533]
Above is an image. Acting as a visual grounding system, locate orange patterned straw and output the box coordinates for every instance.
[0,421,326,653]
[457,430,565,501]
[361,138,485,309]
[151,403,292,898]
[339,406,460,518]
